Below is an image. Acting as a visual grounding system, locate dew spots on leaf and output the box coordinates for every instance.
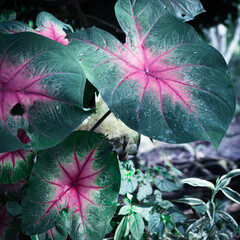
[114,45,192,115]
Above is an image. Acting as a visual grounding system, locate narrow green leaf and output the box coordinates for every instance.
[181,178,215,190]
[216,178,231,190]
[175,197,206,206]
[129,213,145,240]
[185,216,207,235]
[219,169,240,183]
[114,216,129,240]
[217,233,230,240]
[206,201,215,226]
[217,211,238,228]
[221,187,240,204]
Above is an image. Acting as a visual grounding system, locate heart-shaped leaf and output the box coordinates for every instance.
[22,131,120,240]
[0,205,21,240]
[0,11,72,45]
[159,0,205,21]
[0,32,91,153]
[0,149,34,183]
[68,0,235,149]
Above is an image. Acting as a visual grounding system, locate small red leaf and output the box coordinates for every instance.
[17,129,31,144]
[0,206,12,240]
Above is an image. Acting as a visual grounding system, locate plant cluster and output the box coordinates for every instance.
[0,0,238,239]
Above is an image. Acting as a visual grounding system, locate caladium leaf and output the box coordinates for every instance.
[35,11,74,46]
[0,205,21,240]
[68,0,235,149]
[0,32,91,153]
[0,11,73,45]
[159,0,205,21]
[0,149,34,183]
[22,131,120,240]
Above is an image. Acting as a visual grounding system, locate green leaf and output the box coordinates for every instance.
[155,177,182,192]
[31,211,68,240]
[217,233,230,240]
[185,216,207,235]
[7,201,22,216]
[129,213,145,240]
[168,206,186,223]
[114,216,129,240]
[206,201,215,226]
[174,197,207,214]
[0,9,16,22]
[216,178,231,190]
[68,0,235,149]
[148,213,164,238]
[0,32,92,153]
[119,176,138,195]
[221,187,240,204]
[181,178,215,190]
[119,206,131,215]
[219,169,240,183]
[137,182,153,201]
[175,197,206,206]
[22,131,120,240]
[217,211,238,228]
[158,0,205,21]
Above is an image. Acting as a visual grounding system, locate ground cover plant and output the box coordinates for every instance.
[0,0,239,239]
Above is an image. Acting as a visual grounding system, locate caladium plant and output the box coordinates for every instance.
[0,32,91,153]
[22,131,120,239]
[68,0,235,149]
[0,0,237,239]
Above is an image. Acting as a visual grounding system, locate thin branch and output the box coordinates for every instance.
[74,0,89,28]
[90,110,112,132]
[86,14,124,34]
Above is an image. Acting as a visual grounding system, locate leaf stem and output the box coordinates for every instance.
[90,110,112,132]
